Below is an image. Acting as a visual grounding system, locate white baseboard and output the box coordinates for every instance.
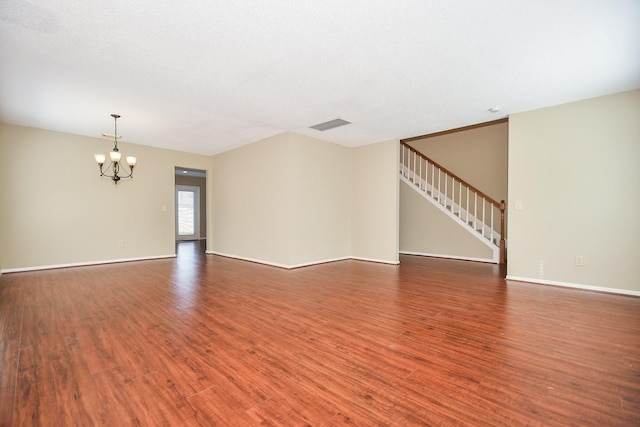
[400,251,496,264]
[506,275,640,297]
[350,256,400,265]
[0,254,176,274]
[207,251,399,269]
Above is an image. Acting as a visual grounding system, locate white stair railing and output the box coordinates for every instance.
[400,142,506,263]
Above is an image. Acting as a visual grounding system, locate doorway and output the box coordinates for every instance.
[175,167,207,250]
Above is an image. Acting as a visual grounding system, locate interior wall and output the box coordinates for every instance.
[507,89,640,292]
[211,133,399,267]
[0,123,212,271]
[175,174,207,239]
[350,139,400,264]
[210,132,291,266]
[211,132,353,267]
[406,120,508,202]
[288,133,351,266]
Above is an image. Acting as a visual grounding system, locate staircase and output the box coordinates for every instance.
[400,142,506,264]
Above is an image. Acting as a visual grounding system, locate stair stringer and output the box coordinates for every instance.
[400,172,499,263]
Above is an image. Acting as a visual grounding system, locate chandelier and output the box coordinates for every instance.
[94,114,137,184]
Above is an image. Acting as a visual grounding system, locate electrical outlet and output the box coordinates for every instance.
[575,255,584,266]
[118,240,125,248]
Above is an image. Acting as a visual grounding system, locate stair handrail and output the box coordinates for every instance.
[401,141,500,207]
[400,141,506,264]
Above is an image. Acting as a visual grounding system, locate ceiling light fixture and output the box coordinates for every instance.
[94,114,137,184]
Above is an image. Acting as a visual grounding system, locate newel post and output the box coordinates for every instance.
[499,200,506,265]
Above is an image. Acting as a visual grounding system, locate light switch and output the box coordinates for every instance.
[515,201,523,210]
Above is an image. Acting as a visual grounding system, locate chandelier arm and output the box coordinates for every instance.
[119,165,134,179]
[98,162,136,179]
[98,162,115,178]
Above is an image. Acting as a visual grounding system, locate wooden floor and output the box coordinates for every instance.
[1,242,639,426]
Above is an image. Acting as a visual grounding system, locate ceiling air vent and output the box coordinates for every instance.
[309,118,351,131]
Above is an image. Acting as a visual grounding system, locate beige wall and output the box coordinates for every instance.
[175,174,207,239]
[210,131,353,267]
[289,133,351,266]
[0,123,212,270]
[407,120,508,202]
[350,139,399,264]
[211,132,291,265]
[211,133,399,267]
[508,89,640,292]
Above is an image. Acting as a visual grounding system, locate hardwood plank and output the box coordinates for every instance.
[0,279,22,426]
[47,342,109,426]
[0,245,639,426]
[91,367,147,425]
[11,345,59,427]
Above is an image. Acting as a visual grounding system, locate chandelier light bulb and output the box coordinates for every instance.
[110,151,122,162]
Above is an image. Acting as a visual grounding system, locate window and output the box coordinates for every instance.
[175,185,200,240]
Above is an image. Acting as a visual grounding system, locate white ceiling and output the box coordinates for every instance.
[1,0,639,156]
